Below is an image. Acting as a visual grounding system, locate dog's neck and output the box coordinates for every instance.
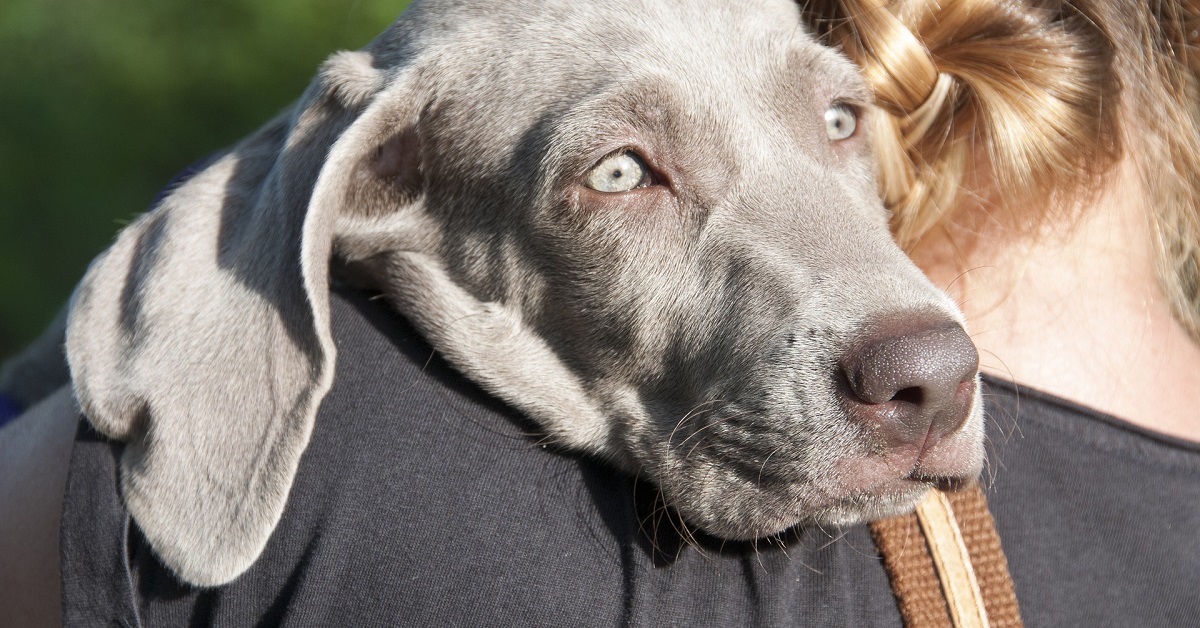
[912,158,1200,443]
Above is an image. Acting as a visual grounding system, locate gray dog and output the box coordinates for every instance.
[58,0,984,587]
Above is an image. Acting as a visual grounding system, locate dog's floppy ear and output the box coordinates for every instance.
[65,50,415,586]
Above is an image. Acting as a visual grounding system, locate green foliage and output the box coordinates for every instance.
[0,0,409,359]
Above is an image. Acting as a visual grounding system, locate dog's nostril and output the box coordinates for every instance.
[838,312,979,451]
[889,386,924,407]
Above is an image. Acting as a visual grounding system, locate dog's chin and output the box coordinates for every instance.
[676,479,936,541]
[806,481,935,527]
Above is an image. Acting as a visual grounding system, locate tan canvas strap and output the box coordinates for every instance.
[870,485,1023,628]
[915,489,989,627]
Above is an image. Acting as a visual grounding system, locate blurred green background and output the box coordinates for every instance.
[0,0,411,361]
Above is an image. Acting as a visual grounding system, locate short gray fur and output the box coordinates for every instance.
[63,0,983,586]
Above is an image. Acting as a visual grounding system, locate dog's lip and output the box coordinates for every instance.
[666,464,963,542]
[855,469,968,497]
[835,473,927,501]
[831,439,981,498]
[675,429,981,498]
[907,473,971,492]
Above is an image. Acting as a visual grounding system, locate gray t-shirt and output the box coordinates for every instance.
[981,376,1200,626]
[59,288,1200,626]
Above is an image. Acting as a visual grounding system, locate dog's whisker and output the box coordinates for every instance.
[666,398,727,451]
[673,405,760,454]
[756,444,785,489]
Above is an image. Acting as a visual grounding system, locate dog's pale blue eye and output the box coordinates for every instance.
[825,103,857,141]
[585,151,649,193]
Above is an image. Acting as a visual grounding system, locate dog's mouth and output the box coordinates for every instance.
[657,459,981,541]
[642,379,985,540]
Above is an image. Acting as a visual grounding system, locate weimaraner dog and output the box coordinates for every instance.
[16,0,984,587]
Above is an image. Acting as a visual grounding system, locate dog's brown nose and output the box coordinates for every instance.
[838,313,979,452]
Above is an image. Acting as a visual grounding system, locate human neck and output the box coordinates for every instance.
[911,161,1200,442]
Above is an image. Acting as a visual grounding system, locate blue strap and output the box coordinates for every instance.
[0,392,23,429]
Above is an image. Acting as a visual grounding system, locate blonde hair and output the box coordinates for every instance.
[802,0,1200,340]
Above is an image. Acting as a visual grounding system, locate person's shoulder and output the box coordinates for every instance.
[320,285,544,453]
[309,285,603,529]
[0,386,79,627]
[983,374,1200,626]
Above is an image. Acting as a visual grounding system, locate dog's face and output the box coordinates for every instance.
[338,0,985,538]
[66,0,983,585]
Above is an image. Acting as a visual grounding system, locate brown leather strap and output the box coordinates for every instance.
[871,485,1023,627]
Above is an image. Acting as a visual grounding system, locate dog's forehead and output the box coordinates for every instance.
[410,0,805,40]
[384,0,867,160]
[396,0,857,95]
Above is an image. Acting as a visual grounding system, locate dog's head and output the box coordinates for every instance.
[67,0,983,586]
